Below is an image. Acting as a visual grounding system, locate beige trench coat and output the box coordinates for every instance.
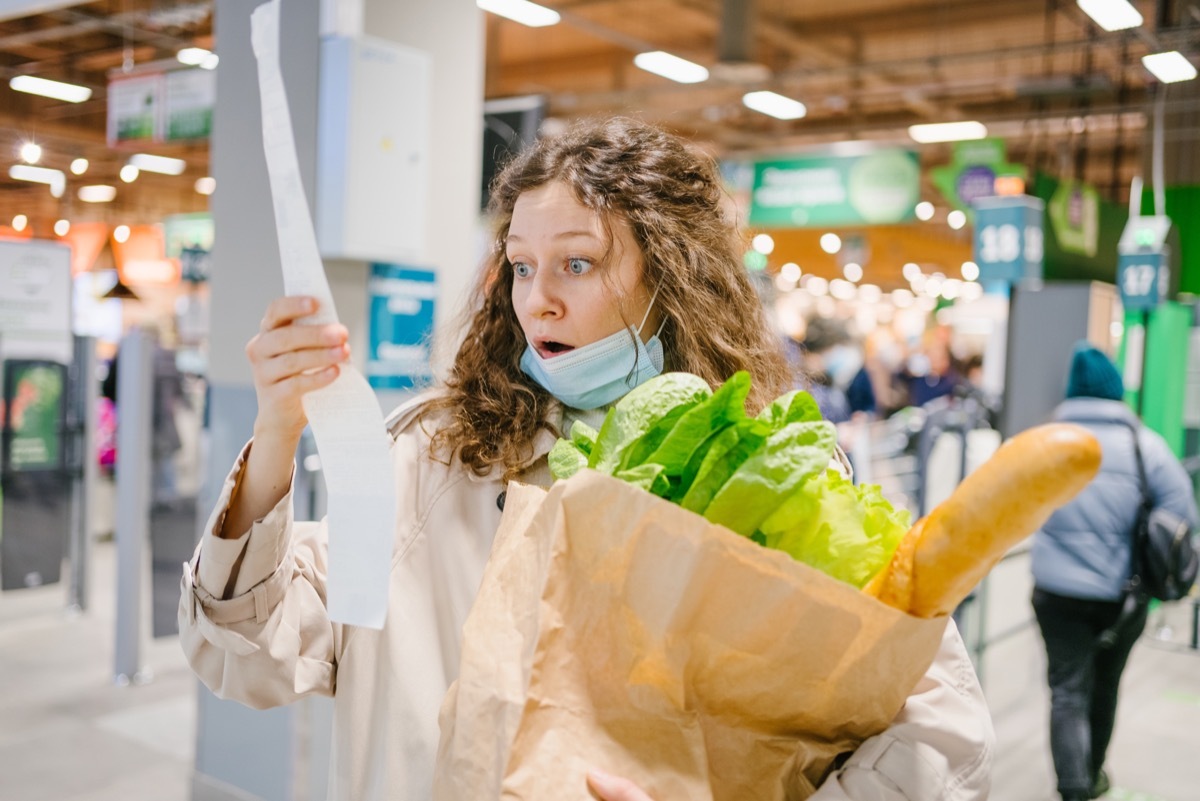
[179,395,994,801]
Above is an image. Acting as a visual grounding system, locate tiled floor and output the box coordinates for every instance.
[0,539,1196,801]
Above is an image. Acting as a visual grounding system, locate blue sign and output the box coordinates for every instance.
[366,264,436,389]
[972,195,1045,284]
[1117,251,1168,311]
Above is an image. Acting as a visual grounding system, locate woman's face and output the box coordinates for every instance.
[508,181,657,360]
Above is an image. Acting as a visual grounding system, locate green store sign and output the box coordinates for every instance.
[931,138,1026,214]
[748,150,920,227]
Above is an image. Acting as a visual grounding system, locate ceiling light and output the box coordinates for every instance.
[633,51,709,84]
[54,219,70,237]
[70,157,89,175]
[915,201,935,221]
[120,165,140,182]
[1076,0,1143,31]
[843,262,863,283]
[78,185,117,203]
[908,121,988,143]
[201,53,219,70]
[19,142,41,164]
[9,164,65,197]
[819,232,842,254]
[113,224,131,243]
[129,153,187,175]
[12,214,28,232]
[947,210,967,230]
[742,90,807,120]
[178,47,212,65]
[476,0,560,27]
[9,75,92,103]
[194,176,216,195]
[1142,51,1198,83]
[752,233,775,254]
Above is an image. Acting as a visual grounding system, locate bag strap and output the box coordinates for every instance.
[1118,419,1153,512]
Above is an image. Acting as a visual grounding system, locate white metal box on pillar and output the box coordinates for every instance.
[316,35,431,264]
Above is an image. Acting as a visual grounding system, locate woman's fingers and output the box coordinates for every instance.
[267,364,341,397]
[586,770,654,801]
[249,321,347,362]
[260,295,318,331]
[258,343,349,385]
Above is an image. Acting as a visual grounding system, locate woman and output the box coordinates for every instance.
[180,118,993,801]
[1031,343,1197,801]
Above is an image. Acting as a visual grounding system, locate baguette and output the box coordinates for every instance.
[864,423,1102,617]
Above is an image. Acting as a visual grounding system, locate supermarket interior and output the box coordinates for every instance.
[1,1,1199,800]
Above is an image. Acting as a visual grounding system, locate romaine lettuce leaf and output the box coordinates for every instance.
[590,373,712,474]
[758,470,910,589]
[549,438,589,480]
[702,420,837,537]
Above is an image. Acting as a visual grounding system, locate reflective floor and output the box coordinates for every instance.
[0,538,1196,801]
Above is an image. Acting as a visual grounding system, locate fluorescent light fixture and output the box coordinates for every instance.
[742,90,807,120]
[908,121,988,143]
[9,75,92,103]
[1076,0,1143,31]
[129,153,187,175]
[78,184,117,203]
[19,142,41,164]
[120,165,140,182]
[9,164,65,197]
[70,157,88,175]
[201,53,219,70]
[476,0,560,27]
[634,51,709,84]
[194,176,216,195]
[12,214,28,232]
[1142,51,1198,83]
[178,47,211,65]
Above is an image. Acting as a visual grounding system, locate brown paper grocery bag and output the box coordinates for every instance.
[434,471,948,801]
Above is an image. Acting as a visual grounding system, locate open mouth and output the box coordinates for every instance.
[536,340,575,359]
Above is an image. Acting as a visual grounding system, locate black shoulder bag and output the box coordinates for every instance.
[1099,422,1199,648]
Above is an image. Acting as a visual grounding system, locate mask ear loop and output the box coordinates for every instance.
[637,284,663,337]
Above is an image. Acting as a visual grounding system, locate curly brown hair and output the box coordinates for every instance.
[417,117,792,481]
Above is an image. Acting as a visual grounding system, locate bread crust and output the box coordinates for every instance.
[865,423,1102,617]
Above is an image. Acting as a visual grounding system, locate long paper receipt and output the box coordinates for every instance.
[251,0,397,629]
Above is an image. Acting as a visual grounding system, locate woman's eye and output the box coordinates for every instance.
[567,257,593,275]
[512,261,532,278]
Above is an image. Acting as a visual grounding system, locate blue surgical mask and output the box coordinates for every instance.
[520,292,665,410]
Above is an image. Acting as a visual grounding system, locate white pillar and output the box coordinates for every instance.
[192,1,484,798]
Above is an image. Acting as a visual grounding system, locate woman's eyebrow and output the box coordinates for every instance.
[507,231,600,243]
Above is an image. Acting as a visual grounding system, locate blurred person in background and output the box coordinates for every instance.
[1030,342,1197,801]
[798,316,875,423]
[899,328,960,409]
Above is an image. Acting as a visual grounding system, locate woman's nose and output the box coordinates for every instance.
[524,272,563,319]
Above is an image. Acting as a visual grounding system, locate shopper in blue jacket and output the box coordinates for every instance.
[1030,342,1198,801]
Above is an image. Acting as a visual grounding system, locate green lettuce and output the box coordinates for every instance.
[758,470,910,589]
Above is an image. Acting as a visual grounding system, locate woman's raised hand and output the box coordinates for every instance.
[215,296,348,539]
[246,295,348,441]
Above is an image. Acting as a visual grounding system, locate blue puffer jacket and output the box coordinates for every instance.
[1031,397,1199,601]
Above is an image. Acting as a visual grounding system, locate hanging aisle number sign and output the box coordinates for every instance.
[1116,215,1172,312]
[971,195,1045,284]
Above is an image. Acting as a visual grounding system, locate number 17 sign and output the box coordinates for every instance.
[1117,251,1168,311]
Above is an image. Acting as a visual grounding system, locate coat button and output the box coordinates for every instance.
[496,491,506,511]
